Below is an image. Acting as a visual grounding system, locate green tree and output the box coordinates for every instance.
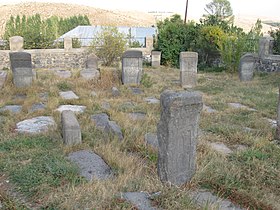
[204,0,234,23]
[90,27,127,66]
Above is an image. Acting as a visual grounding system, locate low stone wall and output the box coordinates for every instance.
[256,55,280,72]
[0,48,88,70]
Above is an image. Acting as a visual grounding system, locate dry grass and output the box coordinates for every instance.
[0,67,280,209]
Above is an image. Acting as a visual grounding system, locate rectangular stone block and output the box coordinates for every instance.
[239,53,255,81]
[61,110,82,145]
[180,52,198,88]
[151,51,161,67]
[157,90,203,186]
[122,50,143,85]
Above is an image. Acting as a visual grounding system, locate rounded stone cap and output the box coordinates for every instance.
[240,53,256,62]
[152,51,161,55]
[180,52,198,59]
[123,50,143,58]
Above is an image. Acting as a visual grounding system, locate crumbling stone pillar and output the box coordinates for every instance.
[180,52,198,88]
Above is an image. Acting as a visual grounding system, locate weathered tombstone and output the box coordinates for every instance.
[86,54,98,69]
[9,52,33,88]
[239,53,255,81]
[122,50,143,85]
[151,51,161,67]
[64,37,72,51]
[9,36,24,52]
[259,36,274,59]
[180,52,198,88]
[157,90,203,186]
[61,110,82,145]
[276,86,280,141]
[145,36,154,51]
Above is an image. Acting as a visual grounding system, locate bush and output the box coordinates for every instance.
[90,27,127,66]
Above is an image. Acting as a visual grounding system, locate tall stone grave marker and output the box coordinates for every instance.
[151,51,161,67]
[239,53,255,81]
[64,37,72,51]
[122,50,143,85]
[9,36,24,52]
[180,52,198,88]
[259,36,274,59]
[157,90,203,186]
[86,54,98,69]
[9,52,33,88]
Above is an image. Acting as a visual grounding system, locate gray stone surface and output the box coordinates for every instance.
[61,110,82,145]
[39,92,49,102]
[180,52,198,88]
[277,86,280,140]
[228,103,256,111]
[190,189,245,210]
[122,192,157,210]
[59,91,79,100]
[112,87,121,97]
[29,102,46,113]
[209,142,233,155]
[0,71,7,89]
[203,104,217,113]
[144,97,160,104]
[259,36,274,59]
[265,118,277,128]
[90,91,98,97]
[9,52,33,88]
[101,102,111,110]
[12,93,27,101]
[91,113,123,140]
[56,105,86,113]
[86,54,98,69]
[157,90,203,186]
[16,116,56,134]
[239,53,255,82]
[54,70,72,78]
[0,105,22,114]
[122,50,143,85]
[145,133,158,149]
[64,37,72,51]
[151,51,161,67]
[128,112,146,121]
[130,87,143,95]
[80,69,100,80]
[9,36,24,52]
[68,150,112,181]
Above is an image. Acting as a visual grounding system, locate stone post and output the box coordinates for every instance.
[151,51,161,67]
[64,37,72,51]
[259,36,274,59]
[180,52,198,88]
[239,53,256,81]
[157,90,203,186]
[62,110,82,145]
[9,36,24,52]
[122,50,143,85]
[9,52,33,88]
[86,54,98,70]
[145,36,153,51]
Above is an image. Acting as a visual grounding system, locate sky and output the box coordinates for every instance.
[0,0,279,19]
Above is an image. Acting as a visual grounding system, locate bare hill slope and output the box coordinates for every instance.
[0,2,156,37]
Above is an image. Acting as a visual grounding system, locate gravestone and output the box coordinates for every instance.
[9,52,33,88]
[86,54,98,69]
[122,50,143,85]
[54,70,72,78]
[61,110,82,145]
[59,91,79,100]
[259,36,274,59]
[9,36,24,52]
[151,51,161,67]
[16,116,56,134]
[0,71,7,89]
[121,192,157,210]
[80,69,100,80]
[0,105,22,114]
[157,90,203,186]
[64,37,72,51]
[180,52,198,88]
[56,105,86,113]
[239,53,255,82]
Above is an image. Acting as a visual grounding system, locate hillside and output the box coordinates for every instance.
[0,2,156,37]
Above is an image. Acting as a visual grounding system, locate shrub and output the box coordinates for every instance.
[90,27,127,66]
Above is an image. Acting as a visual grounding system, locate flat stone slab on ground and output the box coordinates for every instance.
[189,189,245,210]
[265,118,277,128]
[56,105,86,113]
[144,133,158,149]
[129,87,143,95]
[54,70,71,78]
[91,113,123,140]
[80,69,100,80]
[12,93,27,101]
[0,105,22,114]
[121,192,157,210]
[16,116,56,134]
[68,150,113,181]
[101,102,111,110]
[39,92,49,101]
[0,71,7,88]
[59,91,79,100]
[203,104,217,113]
[228,103,256,111]
[128,112,146,121]
[29,102,46,113]
[209,142,233,155]
[144,97,160,104]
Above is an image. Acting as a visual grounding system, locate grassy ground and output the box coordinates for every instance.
[0,66,280,209]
